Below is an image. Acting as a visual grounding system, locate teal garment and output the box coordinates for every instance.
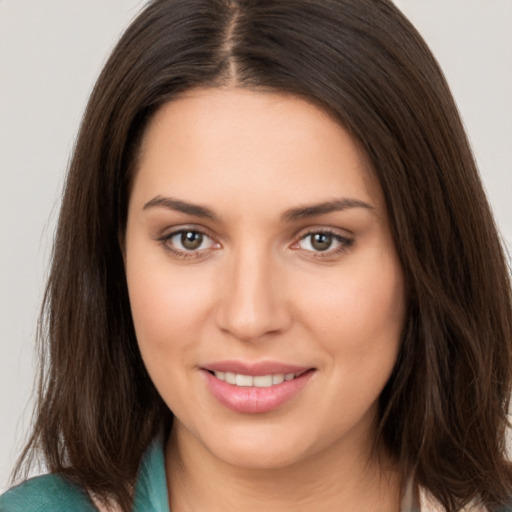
[0,438,170,512]
[3,438,512,511]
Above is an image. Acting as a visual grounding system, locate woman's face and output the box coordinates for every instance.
[125,88,405,469]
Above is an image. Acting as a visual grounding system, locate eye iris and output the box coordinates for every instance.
[181,231,203,250]
[311,233,332,251]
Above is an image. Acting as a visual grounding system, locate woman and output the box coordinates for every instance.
[1,0,511,511]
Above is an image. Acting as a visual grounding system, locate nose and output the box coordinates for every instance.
[214,244,292,342]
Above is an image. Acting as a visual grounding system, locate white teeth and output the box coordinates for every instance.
[235,374,253,387]
[253,375,273,387]
[272,374,284,385]
[213,371,296,387]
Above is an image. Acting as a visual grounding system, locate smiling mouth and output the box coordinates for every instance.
[203,367,315,413]
[209,371,305,388]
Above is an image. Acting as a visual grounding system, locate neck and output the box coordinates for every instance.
[165,424,402,512]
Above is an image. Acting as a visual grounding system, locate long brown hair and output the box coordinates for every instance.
[14,1,512,510]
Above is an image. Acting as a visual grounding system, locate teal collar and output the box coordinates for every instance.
[132,436,170,512]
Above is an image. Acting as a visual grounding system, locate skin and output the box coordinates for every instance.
[124,87,406,511]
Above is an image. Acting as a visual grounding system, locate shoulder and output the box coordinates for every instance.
[0,437,167,512]
[0,474,97,512]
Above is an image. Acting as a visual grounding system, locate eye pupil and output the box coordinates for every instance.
[311,233,332,251]
[181,231,203,250]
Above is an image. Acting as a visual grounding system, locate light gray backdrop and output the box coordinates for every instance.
[1,0,511,491]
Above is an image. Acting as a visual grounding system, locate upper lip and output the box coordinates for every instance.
[202,360,313,376]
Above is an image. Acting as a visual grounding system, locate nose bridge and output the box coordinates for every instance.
[216,240,289,341]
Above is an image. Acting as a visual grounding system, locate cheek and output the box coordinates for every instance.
[125,248,214,357]
[296,251,405,366]
[125,256,218,412]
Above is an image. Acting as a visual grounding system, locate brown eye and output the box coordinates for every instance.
[310,233,333,251]
[163,229,218,255]
[181,231,203,250]
[296,231,352,256]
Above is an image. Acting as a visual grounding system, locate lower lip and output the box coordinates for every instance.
[202,370,315,414]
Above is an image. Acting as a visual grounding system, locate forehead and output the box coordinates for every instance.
[132,87,383,215]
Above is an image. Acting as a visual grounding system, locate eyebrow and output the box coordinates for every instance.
[281,198,374,222]
[143,196,217,219]
[142,195,374,222]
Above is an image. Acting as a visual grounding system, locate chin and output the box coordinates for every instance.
[216,443,307,471]
[195,422,331,471]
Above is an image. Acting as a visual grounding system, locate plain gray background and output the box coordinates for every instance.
[1,0,511,491]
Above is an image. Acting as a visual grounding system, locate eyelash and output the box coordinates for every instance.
[157,227,218,260]
[157,227,353,260]
[293,229,354,258]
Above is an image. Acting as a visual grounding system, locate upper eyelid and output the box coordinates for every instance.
[293,225,352,240]
[157,221,350,236]
[159,224,216,240]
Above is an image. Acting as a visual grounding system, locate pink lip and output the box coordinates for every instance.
[203,360,311,376]
[201,360,315,414]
